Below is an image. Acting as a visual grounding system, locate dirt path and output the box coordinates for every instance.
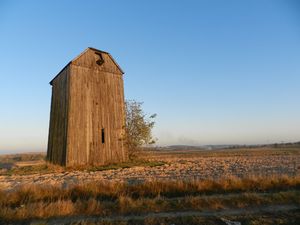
[26,204,299,225]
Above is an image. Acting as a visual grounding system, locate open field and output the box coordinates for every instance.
[1,146,299,189]
[0,145,300,224]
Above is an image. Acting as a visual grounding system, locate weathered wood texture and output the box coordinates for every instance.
[47,48,127,166]
[47,67,69,165]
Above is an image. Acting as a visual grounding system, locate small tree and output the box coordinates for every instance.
[125,100,156,158]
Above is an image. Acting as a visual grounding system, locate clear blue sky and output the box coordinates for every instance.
[0,0,300,153]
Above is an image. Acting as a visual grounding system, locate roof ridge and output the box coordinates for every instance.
[87,47,109,54]
[49,47,124,85]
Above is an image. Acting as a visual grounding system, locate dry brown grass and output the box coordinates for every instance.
[0,175,299,221]
[1,175,299,206]
[1,191,299,221]
[1,160,165,176]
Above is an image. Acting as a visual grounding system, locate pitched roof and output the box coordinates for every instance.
[50,47,124,85]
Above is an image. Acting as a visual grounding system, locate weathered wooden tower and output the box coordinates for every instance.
[47,47,128,166]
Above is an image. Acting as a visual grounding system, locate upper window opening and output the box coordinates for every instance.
[95,52,104,65]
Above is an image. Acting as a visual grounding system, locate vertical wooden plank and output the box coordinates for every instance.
[47,66,69,166]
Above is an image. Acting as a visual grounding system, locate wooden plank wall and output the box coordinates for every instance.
[46,67,69,165]
[66,49,127,166]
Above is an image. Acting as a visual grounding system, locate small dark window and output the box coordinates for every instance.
[101,128,105,143]
[95,52,104,65]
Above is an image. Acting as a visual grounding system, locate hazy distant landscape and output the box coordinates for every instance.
[1,143,299,224]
